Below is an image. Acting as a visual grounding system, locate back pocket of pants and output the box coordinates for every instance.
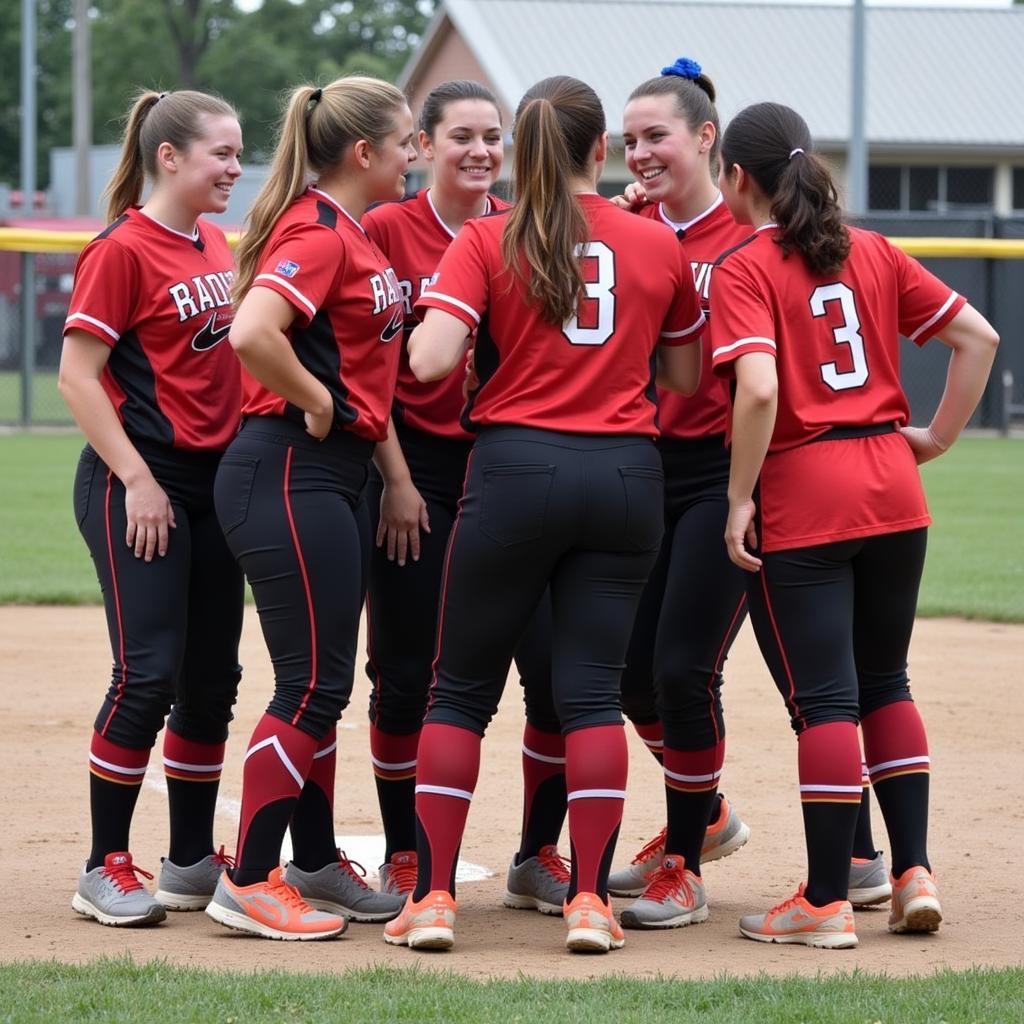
[480,464,554,547]
[214,453,260,536]
[619,465,665,551]
[73,446,100,528]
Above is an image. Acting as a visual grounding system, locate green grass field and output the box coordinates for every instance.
[0,369,73,425]
[0,432,1019,618]
[0,959,1020,1023]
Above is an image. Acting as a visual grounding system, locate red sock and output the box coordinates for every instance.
[305,728,337,809]
[566,724,628,900]
[519,723,567,858]
[414,723,482,898]
[90,730,150,785]
[633,720,664,764]
[861,701,930,785]
[662,740,725,795]
[235,714,318,869]
[162,729,225,783]
[370,725,419,782]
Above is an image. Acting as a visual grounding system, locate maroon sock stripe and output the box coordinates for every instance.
[633,720,664,755]
[99,470,128,737]
[370,726,420,781]
[663,742,725,793]
[798,721,862,804]
[861,701,930,785]
[162,731,226,783]
[89,730,149,785]
[281,446,319,728]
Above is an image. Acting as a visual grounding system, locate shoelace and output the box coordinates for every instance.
[212,845,236,869]
[630,826,668,865]
[538,849,571,883]
[766,884,808,917]
[103,859,154,894]
[337,850,370,890]
[266,874,316,911]
[642,862,693,903]
[388,858,418,893]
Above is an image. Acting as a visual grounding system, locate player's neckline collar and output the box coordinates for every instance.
[308,186,366,234]
[425,188,491,239]
[658,193,724,233]
[135,207,200,242]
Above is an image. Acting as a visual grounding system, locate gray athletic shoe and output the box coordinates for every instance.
[283,850,403,922]
[71,852,167,927]
[205,866,346,940]
[155,846,233,910]
[620,854,710,930]
[607,795,750,897]
[378,850,417,897]
[848,851,893,907]
[502,844,571,915]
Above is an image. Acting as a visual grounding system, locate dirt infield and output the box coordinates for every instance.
[1,606,1021,979]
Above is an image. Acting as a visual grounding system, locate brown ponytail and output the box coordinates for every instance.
[501,76,605,324]
[721,102,850,276]
[102,90,237,224]
[234,76,407,304]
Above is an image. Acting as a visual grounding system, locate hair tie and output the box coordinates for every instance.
[311,88,323,104]
[661,57,702,81]
[789,148,805,160]
[157,92,167,102]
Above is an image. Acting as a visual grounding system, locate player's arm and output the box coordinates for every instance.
[725,352,778,572]
[900,304,999,464]
[229,287,334,439]
[58,330,176,561]
[407,308,472,381]
[656,342,701,395]
[372,419,430,566]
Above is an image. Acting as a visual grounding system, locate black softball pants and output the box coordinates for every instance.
[365,424,558,734]
[75,441,244,748]
[745,527,928,732]
[214,416,374,741]
[424,427,664,736]
[620,436,747,750]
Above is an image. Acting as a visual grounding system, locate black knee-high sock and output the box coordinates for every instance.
[851,763,878,860]
[370,725,419,859]
[517,723,567,861]
[662,740,725,875]
[289,729,339,871]
[163,729,224,866]
[87,731,149,871]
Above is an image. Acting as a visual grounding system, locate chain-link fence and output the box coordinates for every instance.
[0,221,1022,429]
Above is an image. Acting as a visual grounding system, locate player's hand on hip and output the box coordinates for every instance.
[725,498,762,572]
[124,474,176,561]
[376,477,430,566]
[898,425,948,465]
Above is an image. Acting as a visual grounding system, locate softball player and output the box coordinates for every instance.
[712,102,998,947]
[608,59,890,926]
[382,76,704,954]
[59,90,245,926]
[362,80,568,910]
[203,77,415,940]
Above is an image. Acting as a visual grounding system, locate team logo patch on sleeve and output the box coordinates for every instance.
[275,259,300,278]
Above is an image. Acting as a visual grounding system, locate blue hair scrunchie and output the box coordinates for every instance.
[661,57,702,81]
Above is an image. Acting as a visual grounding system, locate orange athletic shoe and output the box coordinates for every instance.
[383,889,456,950]
[204,866,347,940]
[888,866,942,934]
[563,892,625,953]
[739,884,857,949]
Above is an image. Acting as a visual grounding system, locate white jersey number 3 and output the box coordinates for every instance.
[811,283,869,391]
[563,241,615,346]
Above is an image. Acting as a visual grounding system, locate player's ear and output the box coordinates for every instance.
[155,141,178,175]
[697,120,716,156]
[593,131,608,165]
[352,139,373,170]
[417,129,433,162]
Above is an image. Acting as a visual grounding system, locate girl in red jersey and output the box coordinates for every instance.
[712,102,998,948]
[609,59,888,927]
[59,90,244,927]
[382,76,704,954]
[362,80,568,910]
[204,77,415,941]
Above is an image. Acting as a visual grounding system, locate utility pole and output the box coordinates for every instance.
[848,0,868,217]
[20,0,38,426]
[73,0,92,216]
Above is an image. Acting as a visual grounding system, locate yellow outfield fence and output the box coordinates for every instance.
[1,227,1024,259]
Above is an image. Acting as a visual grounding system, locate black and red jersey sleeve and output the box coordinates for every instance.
[710,258,778,377]
[64,238,140,347]
[414,222,490,329]
[252,223,346,327]
[889,242,966,346]
[659,244,706,346]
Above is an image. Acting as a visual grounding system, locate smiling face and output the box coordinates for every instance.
[369,104,418,201]
[622,93,711,208]
[169,113,243,217]
[420,98,503,199]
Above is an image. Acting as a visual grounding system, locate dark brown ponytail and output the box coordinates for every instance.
[501,76,605,324]
[721,102,850,275]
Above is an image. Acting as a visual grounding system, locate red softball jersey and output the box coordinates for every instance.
[415,194,705,436]
[364,189,509,441]
[241,186,403,442]
[711,223,967,551]
[63,208,241,451]
[639,195,752,439]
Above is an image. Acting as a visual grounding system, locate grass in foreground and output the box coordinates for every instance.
[0,959,1021,1024]
[0,433,1020,618]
